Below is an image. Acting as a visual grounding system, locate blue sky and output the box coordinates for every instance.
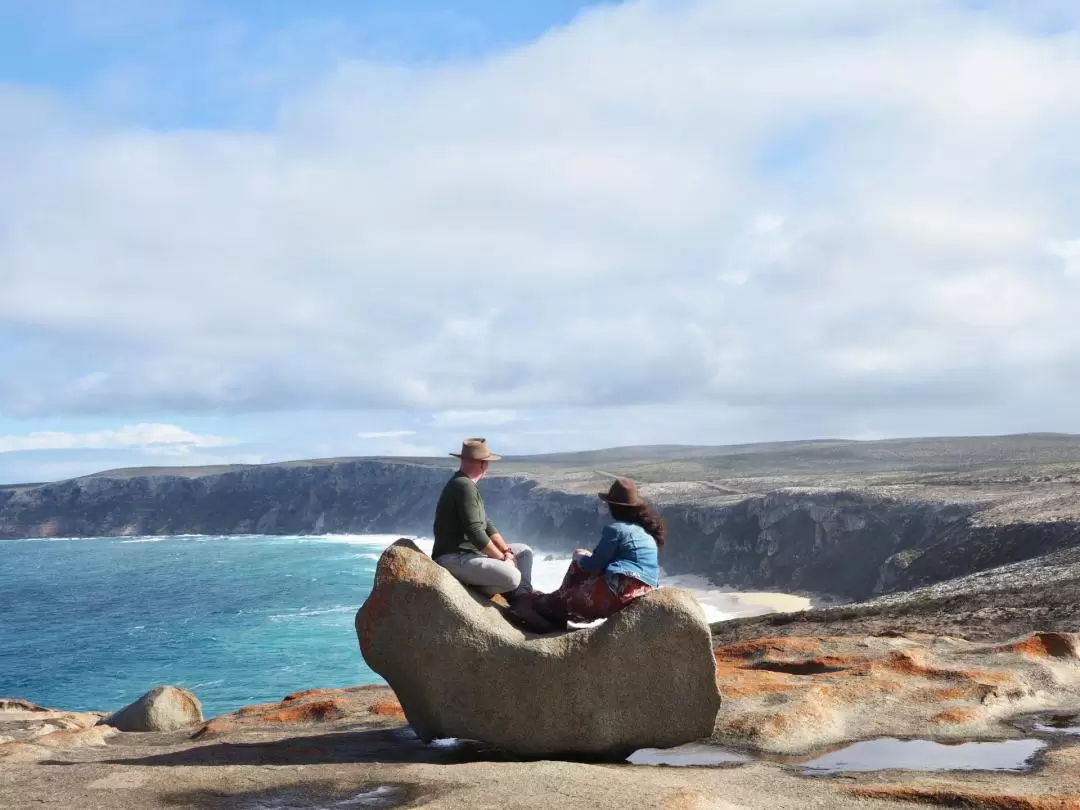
[2,0,1080,483]
[0,0,612,127]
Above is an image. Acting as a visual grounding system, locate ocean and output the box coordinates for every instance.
[0,534,756,718]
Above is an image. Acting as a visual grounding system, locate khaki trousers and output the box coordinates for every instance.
[435,543,534,598]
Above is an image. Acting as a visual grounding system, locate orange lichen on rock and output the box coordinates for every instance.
[282,688,344,702]
[714,636,835,660]
[847,787,1080,809]
[709,630,1080,756]
[929,707,980,725]
[369,700,406,720]
[882,651,1012,686]
[356,541,419,657]
[714,652,801,698]
[247,699,348,725]
[716,678,801,699]
[193,686,402,739]
[995,632,1079,660]
[928,685,978,701]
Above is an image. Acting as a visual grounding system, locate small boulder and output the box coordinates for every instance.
[101,686,203,732]
[356,539,721,758]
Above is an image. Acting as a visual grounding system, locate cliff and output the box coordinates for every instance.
[4,434,1080,601]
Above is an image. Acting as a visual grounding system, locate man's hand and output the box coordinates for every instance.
[502,548,517,566]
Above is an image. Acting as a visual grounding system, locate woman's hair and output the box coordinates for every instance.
[607,501,667,548]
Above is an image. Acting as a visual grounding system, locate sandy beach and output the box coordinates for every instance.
[660,574,814,621]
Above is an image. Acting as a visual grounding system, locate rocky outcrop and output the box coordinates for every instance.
[5,633,1080,807]
[193,685,404,739]
[711,544,1080,643]
[0,702,111,762]
[711,631,1080,755]
[356,539,721,758]
[102,686,203,732]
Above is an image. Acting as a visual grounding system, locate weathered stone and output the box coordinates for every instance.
[102,686,203,732]
[356,539,721,758]
[0,700,107,749]
[193,685,401,739]
[846,787,1080,809]
[0,726,117,761]
[0,698,46,713]
[711,631,1080,755]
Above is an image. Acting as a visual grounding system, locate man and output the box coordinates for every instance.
[432,438,535,601]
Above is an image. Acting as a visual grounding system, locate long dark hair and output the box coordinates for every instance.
[608,501,667,549]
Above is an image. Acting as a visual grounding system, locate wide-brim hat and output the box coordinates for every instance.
[450,437,502,461]
[598,477,644,507]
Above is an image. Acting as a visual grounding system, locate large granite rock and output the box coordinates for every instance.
[101,686,203,732]
[356,539,721,758]
[711,631,1080,755]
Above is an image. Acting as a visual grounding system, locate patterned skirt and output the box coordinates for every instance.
[530,559,653,625]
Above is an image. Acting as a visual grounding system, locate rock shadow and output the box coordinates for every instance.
[160,780,431,809]
[95,728,520,768]
[748,660,848,675]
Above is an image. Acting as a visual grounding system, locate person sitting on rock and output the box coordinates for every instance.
[530,478,663,629]
[432,438,535,602]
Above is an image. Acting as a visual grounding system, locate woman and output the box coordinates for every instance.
[530,478,665,629]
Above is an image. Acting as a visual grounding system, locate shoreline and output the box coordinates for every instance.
[661,573,815,621]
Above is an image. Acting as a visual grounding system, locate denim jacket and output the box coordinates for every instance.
[577,521,660,589]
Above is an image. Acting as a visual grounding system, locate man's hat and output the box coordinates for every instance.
[450,437,502,461]
[598,478,645,507]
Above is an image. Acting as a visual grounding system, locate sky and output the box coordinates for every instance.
[2,0,1080,484]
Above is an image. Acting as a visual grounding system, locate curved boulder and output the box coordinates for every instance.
[356,539,720,758]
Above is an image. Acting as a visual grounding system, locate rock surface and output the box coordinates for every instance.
[2,679,1080,809]
[356,538,721,757]
[711,631,1080,754]
[192,685,405,739]
[0,701,112,762]
[102,686,203,732]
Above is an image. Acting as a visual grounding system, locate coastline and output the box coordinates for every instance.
[662,573,814,620]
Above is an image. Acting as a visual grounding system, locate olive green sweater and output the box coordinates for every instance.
[431,471,498,558]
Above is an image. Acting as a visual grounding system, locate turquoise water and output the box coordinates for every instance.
[0,533,738,720]
[0,534,417,717]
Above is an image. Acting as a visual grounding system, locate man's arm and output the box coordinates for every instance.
[487,530,511,556]
[456,482,507,557]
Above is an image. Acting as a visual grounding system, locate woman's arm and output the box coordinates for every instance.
[577,524,619,574]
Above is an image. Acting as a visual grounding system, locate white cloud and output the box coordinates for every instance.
[2,0,1080,445]
[1049,239,1080,278]
[0,423,237,454]
[356,429,417,439]
[431,410,521,428]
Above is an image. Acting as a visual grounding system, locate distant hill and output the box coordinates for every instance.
[58,431,1080,487]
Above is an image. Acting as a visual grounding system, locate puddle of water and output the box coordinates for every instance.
[626,743,752,767]
[800,738,1046,775]
[627,737,1047,774]
[428,737,463,748]
[1020,713,1080,736]
[249,785,405,809]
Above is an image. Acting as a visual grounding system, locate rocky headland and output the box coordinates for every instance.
[4,433,1080,603]
[4,433,1080,807]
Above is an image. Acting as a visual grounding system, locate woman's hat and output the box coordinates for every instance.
[598,477,644,507]
[450,437,502,461]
